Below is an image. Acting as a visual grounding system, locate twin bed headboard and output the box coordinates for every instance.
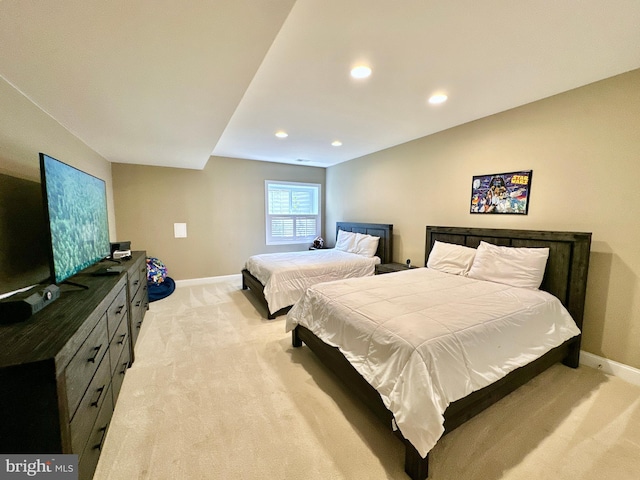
[425,226,591,332]
[336,222,393,264]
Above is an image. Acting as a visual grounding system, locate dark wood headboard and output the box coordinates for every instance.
[336,222,393,264]
[425,226,591,333]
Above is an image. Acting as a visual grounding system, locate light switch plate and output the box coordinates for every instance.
[174,223,187,238]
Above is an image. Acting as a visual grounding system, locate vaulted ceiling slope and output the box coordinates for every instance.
[1,1,639,170]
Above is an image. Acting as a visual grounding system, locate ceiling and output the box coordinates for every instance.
[1,1,639,170]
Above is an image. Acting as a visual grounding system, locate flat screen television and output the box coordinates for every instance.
[39,153,111,284]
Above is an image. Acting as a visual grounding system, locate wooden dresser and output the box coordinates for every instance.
[0,251,148,480]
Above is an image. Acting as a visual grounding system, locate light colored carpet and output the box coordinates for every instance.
[93,277,640,479]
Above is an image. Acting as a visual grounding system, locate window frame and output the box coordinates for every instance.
[265,180,322,246]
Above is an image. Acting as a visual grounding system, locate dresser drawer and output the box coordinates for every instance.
[130,283,148,347]
[111,343,131,404]
[65,317,109,418]
[69,354,111,454]
[127,257,144,298]
[108,317,129,376]
[137,257,147,286]
[78,383,113,480]
[106,286,127,341]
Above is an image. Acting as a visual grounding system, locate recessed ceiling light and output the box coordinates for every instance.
[350,65,372,79]
[275,131,288,138]
[296,159,311,163]
[428,94,448,105]
[331,140,342,147]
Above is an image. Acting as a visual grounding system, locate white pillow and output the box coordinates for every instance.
[335,229,356,252]
[467,241,549,289]
[427,241,477,275]
[351,233,380,257]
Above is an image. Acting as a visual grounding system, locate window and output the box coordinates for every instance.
[265,181,321,245]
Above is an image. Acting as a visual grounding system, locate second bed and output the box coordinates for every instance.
[242,222,393,318]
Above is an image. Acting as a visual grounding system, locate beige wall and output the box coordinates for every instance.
[112,156,325,280]
[325,69,640,369]
[0,77,116,239]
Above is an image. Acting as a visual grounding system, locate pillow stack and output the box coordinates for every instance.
[335,230,380,258]
[426,241,476,275]
[427,240,549,289]
[467,241,549,289]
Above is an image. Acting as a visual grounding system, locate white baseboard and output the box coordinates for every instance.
[580,350,640,386]
[175,274,242,287]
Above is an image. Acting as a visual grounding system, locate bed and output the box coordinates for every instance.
[241,222,393,319]
[287,226,591,479]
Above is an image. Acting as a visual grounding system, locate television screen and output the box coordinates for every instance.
[0,173,50,298]
[40,153,111,284]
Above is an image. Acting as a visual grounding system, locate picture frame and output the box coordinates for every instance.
[470,170,532,214]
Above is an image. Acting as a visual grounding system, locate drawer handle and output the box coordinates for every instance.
[136,321,142,329]
[133,280,140,287]
[119,362,128,375]
[93,425,108,451]
[88,345,103,363]
[117,333,127,345]
[115,305,125,315]
[135,300,142,307]
[91,385,106,407]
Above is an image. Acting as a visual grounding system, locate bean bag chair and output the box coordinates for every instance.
[146,257,175,302]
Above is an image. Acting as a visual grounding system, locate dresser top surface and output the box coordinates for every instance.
[0,252,145,369]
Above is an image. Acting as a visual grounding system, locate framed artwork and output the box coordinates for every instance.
[470,170,532,214]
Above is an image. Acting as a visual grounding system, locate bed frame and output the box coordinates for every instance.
[292,226,591,479]
[242,222,393,319]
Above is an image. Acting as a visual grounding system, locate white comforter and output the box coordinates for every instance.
[245,249,380,314]
[285,268,580,457]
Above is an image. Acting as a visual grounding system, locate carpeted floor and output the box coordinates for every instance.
[93,277,640,479]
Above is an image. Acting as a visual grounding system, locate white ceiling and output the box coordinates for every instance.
[1,0,639,170]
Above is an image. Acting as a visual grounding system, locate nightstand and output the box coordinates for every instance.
[375,263,419,274]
